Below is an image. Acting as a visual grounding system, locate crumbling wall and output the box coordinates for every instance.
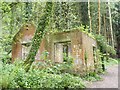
[82,32,97,72]
[12,27,97,74]
[12,23,46,61]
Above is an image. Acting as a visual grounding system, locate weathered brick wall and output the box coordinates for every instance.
[82,32,97,72]
[45,30,97,73]
[12,23,35,61]
[12,27,97,74]
[12,23,46,61]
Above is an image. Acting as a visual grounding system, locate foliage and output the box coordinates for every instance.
[95,35,116,55]
[0,60,85,89]
[112,1,120,58]
[1,2,119,64]
[82,72,102,82]
[51,2,86,31]
[32,55,74,74]
[104,58,118,66]
[23,2,53,71]
[1,2,26,61]
[0,2,45,63]
[0,2,119,89]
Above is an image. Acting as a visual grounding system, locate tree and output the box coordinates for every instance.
[112,1,120,57]
[88,0,92,33]
[23,2,53,71]
[108,0,114,48]
[1,2,19,63]
[80,2,89,27]
[98,0,101,35]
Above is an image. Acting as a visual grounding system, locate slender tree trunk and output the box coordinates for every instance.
[98,0,101,35]
[23,2,53,72]
[88,0,92,33]
[103,15,109,61]
[108,0,114,48]
[100,46,105,71]
[103,15,106,38]
[117,38,120,58]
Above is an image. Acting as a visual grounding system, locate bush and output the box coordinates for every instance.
[32,56,74,74]
[82,72,102,82]
[1,60,86,89]
[104,58,118,66]
[95,35,116,55]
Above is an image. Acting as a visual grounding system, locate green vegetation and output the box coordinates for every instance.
[3,55,117,89]
[32,54,74,74]
[1,60,85,89]
[104,58,118,66]
[95,35,116,55]
[0,1,120,89]
[82,72,102,82]
[23,2,53,71]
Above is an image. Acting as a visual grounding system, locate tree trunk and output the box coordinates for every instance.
[103,15,106,38]
[117,40,120,58]
[88,0,92,33]
[23,2,53,72]
[98,0,101,35]
[108,0,114,48]
[100,46,105,71]
[101,56,105,71]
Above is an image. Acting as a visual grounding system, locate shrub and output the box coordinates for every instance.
[1,60,86,89]
[32,56,74,74]
[104,58,118,66]
[82,72,102,82]
[95,35,116,55]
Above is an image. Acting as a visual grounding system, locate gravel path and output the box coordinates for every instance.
[87,64,118,88]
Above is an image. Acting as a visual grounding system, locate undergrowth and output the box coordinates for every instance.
[104,58,118,66]
[1,52,118,88]
[0,60,86,89]
[82,72,102,82]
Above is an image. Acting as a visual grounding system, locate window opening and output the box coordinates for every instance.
[54,42,71,63]
[22,42,31,60]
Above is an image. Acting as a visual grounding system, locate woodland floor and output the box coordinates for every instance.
[87,64,119,88]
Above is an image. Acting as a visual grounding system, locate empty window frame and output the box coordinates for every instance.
[21,42,31,60]
[54,41,71,63]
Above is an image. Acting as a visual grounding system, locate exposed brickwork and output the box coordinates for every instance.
[12,24,97,73]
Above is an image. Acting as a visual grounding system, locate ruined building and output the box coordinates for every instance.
[12,23,99,73]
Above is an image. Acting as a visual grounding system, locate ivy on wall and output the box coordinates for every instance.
[23,2,53,71]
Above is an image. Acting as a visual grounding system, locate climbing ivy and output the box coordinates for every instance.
[23,2,53,71]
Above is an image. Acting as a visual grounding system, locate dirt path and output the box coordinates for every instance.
[87,64,118,88]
